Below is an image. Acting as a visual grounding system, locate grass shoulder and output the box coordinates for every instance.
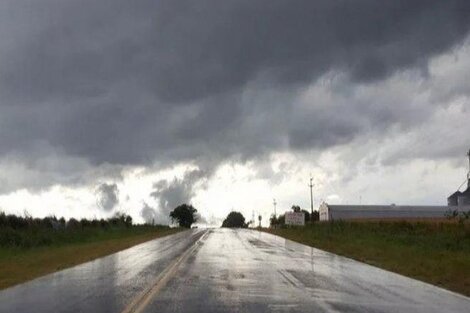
[0,226,184,290]
[263,220,470,296]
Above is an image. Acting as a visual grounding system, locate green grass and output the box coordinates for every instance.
[0,226,184,290]
[265,220,470,296]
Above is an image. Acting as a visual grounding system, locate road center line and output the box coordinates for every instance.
[121,230,208,313]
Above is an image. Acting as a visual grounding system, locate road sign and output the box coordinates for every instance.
[285,212,305,226]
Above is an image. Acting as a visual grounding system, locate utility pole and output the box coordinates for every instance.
[309,176,314,222]
[252,210,255,228]
[467,149,470,180]
[273,198,277,218]
[466,149,470,189]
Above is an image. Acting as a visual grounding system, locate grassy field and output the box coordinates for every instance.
[0,225,183,290]
[265,220,470,296]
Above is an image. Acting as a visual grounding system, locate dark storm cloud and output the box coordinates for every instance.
[1,0,470,189]
[150,169,206,214]
[140,202,168,224]
[140,204,157,225]
[96,183,119,211]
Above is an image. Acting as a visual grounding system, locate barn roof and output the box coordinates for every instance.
[324,204,452,212]
[461,180,470,195]
[448,190,462,199]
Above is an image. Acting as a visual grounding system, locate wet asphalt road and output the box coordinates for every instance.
[0,228,469,313]
[0,229,205,313]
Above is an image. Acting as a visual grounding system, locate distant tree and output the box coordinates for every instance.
[80,218,91,228]
[67,218,81,229]
[311,210,320,222]
[125,215,133,226]
[170,204,198,228]
[291,205,301,212]
[221,211,247,228]
[269,214,277,227]
[270,214,285,227]
[301,209,310,222]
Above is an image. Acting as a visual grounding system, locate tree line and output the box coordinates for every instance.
[1,201,320,240]
[0,211,134,230]
[0,211,170,248]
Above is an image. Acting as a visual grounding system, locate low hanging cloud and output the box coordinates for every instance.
[194,211,207,225]
[144,168,208,224]
[140,202,169,225]
[95,183,119,212]
[140,203,157,224]
[150,169,206,214]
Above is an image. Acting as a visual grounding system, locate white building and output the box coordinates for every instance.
[319,203,466,221]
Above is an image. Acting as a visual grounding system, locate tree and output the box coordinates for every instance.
[221,211,247,228]
[170,204,198,228]
[270,214,285,227]
[291,205,301,212]
[311,210,319,222]
[269,214,277,227]
[301,209,310,222]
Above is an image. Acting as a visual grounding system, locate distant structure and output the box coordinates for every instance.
[320,149,470,221]
[447,149,470,206]
[319,204,452,221]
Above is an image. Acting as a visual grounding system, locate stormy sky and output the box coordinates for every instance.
[0,1,469,225]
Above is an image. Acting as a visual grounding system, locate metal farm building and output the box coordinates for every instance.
[447,179,470,206]
[448,149,470,206]
[318,203,464,221]
[319,149,470,222]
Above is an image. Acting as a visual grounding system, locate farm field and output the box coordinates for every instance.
[265,220,470,296]
[0,213,183,290]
